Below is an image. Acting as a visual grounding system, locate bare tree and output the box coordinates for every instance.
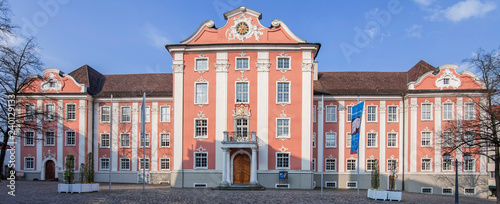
[0,0,14,34]
[441,47,500,201]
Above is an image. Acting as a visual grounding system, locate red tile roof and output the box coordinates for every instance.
[96,73,173,97]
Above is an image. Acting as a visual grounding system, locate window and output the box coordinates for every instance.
[312,158,316,171]
[195,119,208,138]
[276,153,290,169]
[140,133,150,148]
[443,158,452,171]
[464,131,475,147]
[195,83,208,104]
[66,131,76,146]
[442,188,453,195]
[236,58,249,70]
[45,131,55,146]
[121,106,131,122]
[442,131,454,147]
[388,106,398,122]
[443,78,450,85]
[464,188,475,195]
[347,182,357,188]
[422,187,433,194]
[313,105,316,123]
[387,159,398,172]
[325,181,337,188]
[367,159,378,171]
[325,132,337,148]
[120,133,130,148]
[464,103,475,120]
[235,82,249,103]
[100,158,110,170]
[195,58,208,71]
[45,104,55,121]
[312,132,316,148]
[66,104,76,120]
[277,82,290,103]
[160,133,170,147]
[347,159,356,171]
[421,159,432,171]
[100,133,110,148]
[464,158,474,171]
[140,106,150,123]
[160,106,170,122]
[346,133,352,148]
[443,103,454,120]
[160,158,170,170]
[194,152,208,169]
[25,157,34,170]
[421,131,432,147]
[421,103,432,120]
[367,133,377,147]
[367,106,377,122]
[347,106,353,122]
[25,131,34,146]
[139,158,150,170]
[25,104,35,121]
[325,105,337,122]
[120,158,130,171]
[277,57,290,69]
[326,159,336,171]
[276,119,290,138]
[100,106,110,123]
[387,133,397,147]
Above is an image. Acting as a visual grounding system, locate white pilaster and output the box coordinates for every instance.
[257,51,270,170]
[480,96,487,173]
[301,51,313,170]
[87,100,93,156]
[220,148,228,185]
[111,102,119,171]
[78,100,86,169]
[132,102,138,171]
[93,102,99,172]
[404,98,409,173]
[339,101,345,173]
[456,97,464,172]
[317,100,324,172]
[379,101,386,173]
[215,52,228,171]
[410,98,417,172]
[172,54,184,171]
[434,97,442,172]
[151,102,159,171]
[398,101,404,173]
[36,100,43,172]
[250,147,258,184]
[359,102,366,172]
[226,150,231,183]
[57,100,63,174]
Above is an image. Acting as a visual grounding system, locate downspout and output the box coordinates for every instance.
[401,92,406,191]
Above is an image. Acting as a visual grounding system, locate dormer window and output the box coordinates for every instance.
[443,78,450,85]
[49,81,56,88]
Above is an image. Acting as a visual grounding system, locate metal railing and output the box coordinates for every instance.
[223,131,256,143]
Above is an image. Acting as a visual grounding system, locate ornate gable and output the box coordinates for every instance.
[409,64,484,90]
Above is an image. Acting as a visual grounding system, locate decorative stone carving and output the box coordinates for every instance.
[40,73,63,92]
[172,64,184,73]
[256,62,270,72]
[302,62,313,72]
[197,111,205,118]
[214,63,229,72]
[279,145,288,152]
[233,104,251,117]
[226,12,264,41]
[436,69,461,89]
[236,72,248,82]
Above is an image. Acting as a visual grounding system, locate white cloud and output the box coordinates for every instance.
[443,0,496,22]
[413,0,434,7]
[0,30,24,47]
[406,25,423,38]
[143,24,170,49]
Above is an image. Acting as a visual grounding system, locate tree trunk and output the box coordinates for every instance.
[0,129,9,182]
[495,145,500,203]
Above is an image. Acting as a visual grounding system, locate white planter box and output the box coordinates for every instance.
[58,183,99,193]
[367,189,374,199]
[388,191,402,201]
[373,190,388,200]
[91,183,100,192]
[58,184,70,193]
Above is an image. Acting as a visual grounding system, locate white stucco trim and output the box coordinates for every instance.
[434,97,442,172]
[132,102,138,172]
[216,52,228,171]
[410,98,417,172]
[78,100,86,170]
[112,102,119,171]
[301,69,312,170]
[36,100,43,171]
[257,51,269,170]
[339,101,345,173]
[151,102,159,171]
[379,101,386,173]
[57,100,64,173]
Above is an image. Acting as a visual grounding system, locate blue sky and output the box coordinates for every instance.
[6,0,500,75]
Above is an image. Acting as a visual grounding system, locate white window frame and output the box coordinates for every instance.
[325,158,337,171]
[367,159,378,171]
[346,181,358,188]
[367,133,377,148]
[387,105,398,122]
[139,106,150,123]
[100,133,110,148]
[421,103,433,121]
[464,158,475,172]
[276,56,291,70]
[464,103,476,120]
[194,82,209,104]
[45,103,55,121]
[346,159,357,171]
[44,131,55,146]
[464,131,475,147]
[160,158,170,171]
[120,106,131,123]
[120,158,130,171]
[100,106,110,123]
[65,130,76,146]
[387,133,398,148]
[421,131,433,147]
[442,158,453,171]
[139,158,150,170]
[24,131,35,146]
[325,181,337,188]
[276,81,291,104]
[347,105,353,122]
[313,105,316,123]
[442,131,454,147]
[235,56,250,71]
[25,157,35,170]
[442,187,453,195]
[325,132,337,148]
[25,104,35,121]
[120,133,130,148]
[346,132,351,148]
[325,105,337,122]
[194,152,208,169]
[421,158,432,171]
[421,187,433,194]
[194,118,208,138]
[195,57,208,71]
[235,81,249,104]
[387,159,398,172]
[276,118,290,138]
[276,152,290,169]
[464,188,475,195]
[100,158,110,171]
[367,105,377,122]
[312,132,316,148]
[160,106,171,122]
[442,102,454,121]
[312,158,316,171]
[140,133,150,148]
[66,103,76,121]
[160,133,170,148]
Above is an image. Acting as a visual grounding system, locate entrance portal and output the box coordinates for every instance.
[45,160,55,180]
[233,154,250,184]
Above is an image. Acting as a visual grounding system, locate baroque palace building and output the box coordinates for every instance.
[16,7,492,197]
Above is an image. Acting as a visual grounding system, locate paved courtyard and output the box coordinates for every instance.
[1,180,496,203]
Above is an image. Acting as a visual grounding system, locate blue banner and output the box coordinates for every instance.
[350,101,364,154]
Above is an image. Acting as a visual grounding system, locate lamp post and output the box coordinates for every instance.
[443,152,472,204]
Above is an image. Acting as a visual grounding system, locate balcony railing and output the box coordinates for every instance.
[223,131,256,143]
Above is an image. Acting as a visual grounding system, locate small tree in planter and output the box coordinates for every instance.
[64,155,75,184]
[85,153,94,183]
[388,160,399,190]
[371,159,380,189]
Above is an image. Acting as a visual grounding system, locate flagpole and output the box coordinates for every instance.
[141,92,146,193]
[109,94,113,191]
[357,96,360,199]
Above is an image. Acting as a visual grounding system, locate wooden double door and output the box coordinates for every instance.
[233,154,250,184]
[45,160,55,180]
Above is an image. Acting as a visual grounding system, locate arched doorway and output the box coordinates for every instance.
[45,160,55,180]
[233,153,250,184]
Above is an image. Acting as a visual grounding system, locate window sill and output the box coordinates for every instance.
[100,146,110,149]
